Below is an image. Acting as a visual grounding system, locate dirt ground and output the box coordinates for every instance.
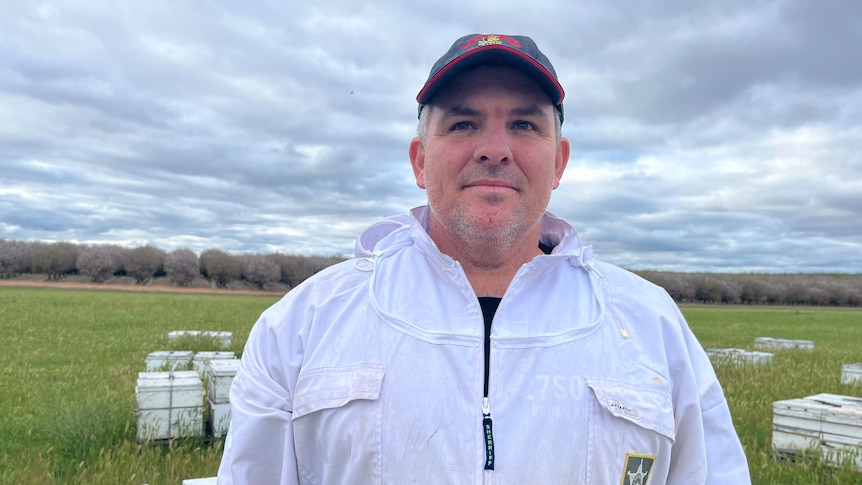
[0,274,288,296]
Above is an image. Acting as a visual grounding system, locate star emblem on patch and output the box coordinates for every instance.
[621,453,655,485]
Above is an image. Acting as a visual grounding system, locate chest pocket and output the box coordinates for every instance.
[292,363,386,485]
[585,378,675,484]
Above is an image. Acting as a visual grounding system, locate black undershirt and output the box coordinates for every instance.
[478,297,502,397]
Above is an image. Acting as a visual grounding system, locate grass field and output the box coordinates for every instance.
[685,305,862,483]
[1,288,861,484]
[0,287,280,484]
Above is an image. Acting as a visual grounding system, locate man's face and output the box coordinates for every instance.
[410,65,570,248]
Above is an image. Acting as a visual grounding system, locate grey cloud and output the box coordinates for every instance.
[1,0,859,271]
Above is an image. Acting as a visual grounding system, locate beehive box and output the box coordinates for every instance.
[705,348,773,365]
[145,350,193,372]
[192,351,237,378]
[755,337,815,350]
[182,478,217,485]
[168,330,233,348]
[842,363,862,385]
[136,371,205,442]
[772,393,862,469]
[208,397,232,438]
[207,358,241,404]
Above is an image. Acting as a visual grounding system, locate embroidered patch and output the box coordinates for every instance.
[460,34,523,51]
[620,453,655,485]
[477,34,503,47]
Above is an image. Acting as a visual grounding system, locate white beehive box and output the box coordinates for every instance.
[192,351,237,378]
[136,371,205,442]
[182,478,217,485]
[168,330,233,348]
[207,358,241,404]
[755,337,815,350]
[772,393,862,469]
[208,397,231,438]
[705,348,773,365]
[145,350,193,372]
[842,363,862,385]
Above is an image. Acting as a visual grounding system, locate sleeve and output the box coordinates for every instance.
[217,305,302,485]
[700,383,752,484]
[667,304,751,485]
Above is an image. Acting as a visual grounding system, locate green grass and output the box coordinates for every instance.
[683,305,862,483]
[1,289,861,483]
[0,287,279,485]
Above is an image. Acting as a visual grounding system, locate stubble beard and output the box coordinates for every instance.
[433,199,540,254]
[427,164,549,257]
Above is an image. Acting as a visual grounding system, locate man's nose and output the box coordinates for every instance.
[473,125,513,164]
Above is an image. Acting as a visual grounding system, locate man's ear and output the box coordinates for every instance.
[552,136,571,190]
[409,136,426,189]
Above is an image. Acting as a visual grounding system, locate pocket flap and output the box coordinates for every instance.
[587,378,676,441]
[293,363,386,418]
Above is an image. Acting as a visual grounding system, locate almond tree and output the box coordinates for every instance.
[31,241,81,280]
[76,244,127,282]
[123,245,166,284]
[0,239,35,278]
[238,253,280,289]
[200,248,240,288]
[269,253,345,288]
[165,248,200,287]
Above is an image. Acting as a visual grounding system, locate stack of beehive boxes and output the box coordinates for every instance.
[168,330,233,348]
[136,330,237,442]
[192,351,236,378]
[755,337,815,350]
[206,358,241,438]
[841,363,862,385]
[762,337,862,470]
[135,370,205,442]
[705,348,773,365]
[144,350,194,372]
[772,393,862,468]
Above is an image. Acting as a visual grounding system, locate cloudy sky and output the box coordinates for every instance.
[2,0,860,273]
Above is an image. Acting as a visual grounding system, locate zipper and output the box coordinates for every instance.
[477,297,500,472]
[482,313,495,472]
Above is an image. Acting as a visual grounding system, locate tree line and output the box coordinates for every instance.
[1,238,860,306]
[635,270,862,307]
[0,239,344,290]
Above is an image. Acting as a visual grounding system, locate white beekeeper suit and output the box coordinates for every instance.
[217,206,750,484]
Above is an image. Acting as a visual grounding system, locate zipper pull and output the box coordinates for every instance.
[482,397,495,470]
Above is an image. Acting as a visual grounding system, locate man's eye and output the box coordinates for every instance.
[450,121,473,131]
[513,120,534,130]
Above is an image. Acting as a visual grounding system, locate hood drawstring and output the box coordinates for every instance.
[577,248,628,341]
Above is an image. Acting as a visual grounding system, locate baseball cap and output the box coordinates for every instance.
[417,33,565,123]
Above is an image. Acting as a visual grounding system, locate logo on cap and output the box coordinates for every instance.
[461,34,523,51]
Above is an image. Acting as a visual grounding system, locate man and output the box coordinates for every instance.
[218,33,751,484]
